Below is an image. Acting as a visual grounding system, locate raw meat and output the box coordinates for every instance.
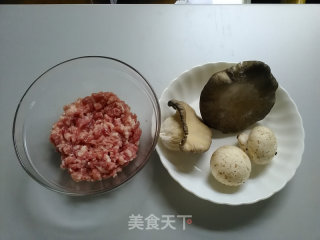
[50,92,142,182]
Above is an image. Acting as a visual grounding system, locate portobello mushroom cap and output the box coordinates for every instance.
[200,61,278,133]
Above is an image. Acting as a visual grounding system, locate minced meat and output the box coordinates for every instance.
[50,92,142,182]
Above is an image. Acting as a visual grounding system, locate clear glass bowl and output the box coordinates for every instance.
[13,56,160,196]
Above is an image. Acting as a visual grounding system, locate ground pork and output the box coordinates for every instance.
[50,92,141,182]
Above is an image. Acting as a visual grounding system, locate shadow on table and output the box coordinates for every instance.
[151,151,290,231]
[17,153,156,234]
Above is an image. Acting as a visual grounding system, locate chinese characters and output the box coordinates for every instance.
[128,214,192,231]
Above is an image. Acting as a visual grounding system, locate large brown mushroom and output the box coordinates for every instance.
[200,61,278,133]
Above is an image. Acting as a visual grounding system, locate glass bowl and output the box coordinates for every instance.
[13,56,160,196]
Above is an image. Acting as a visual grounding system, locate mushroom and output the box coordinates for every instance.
[210,145,251,187]
[159,113,184,151]
[200,61,278,133]
[237,126,277,165]
[160,99,212,153]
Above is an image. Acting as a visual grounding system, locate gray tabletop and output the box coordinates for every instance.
[0,4,319,240]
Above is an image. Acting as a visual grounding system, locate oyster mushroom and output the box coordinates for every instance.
[200,61,278,133]
[160,99,212,153]
[159,113,184,151]
[237,126,277,165]
[210,146,251,187]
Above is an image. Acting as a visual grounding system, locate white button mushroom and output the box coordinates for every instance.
[210,146,251,187]
[237,126,277,165]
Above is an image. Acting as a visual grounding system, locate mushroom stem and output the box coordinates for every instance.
[237,132,249,153]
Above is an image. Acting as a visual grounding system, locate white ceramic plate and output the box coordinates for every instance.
[156,62,305,205]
